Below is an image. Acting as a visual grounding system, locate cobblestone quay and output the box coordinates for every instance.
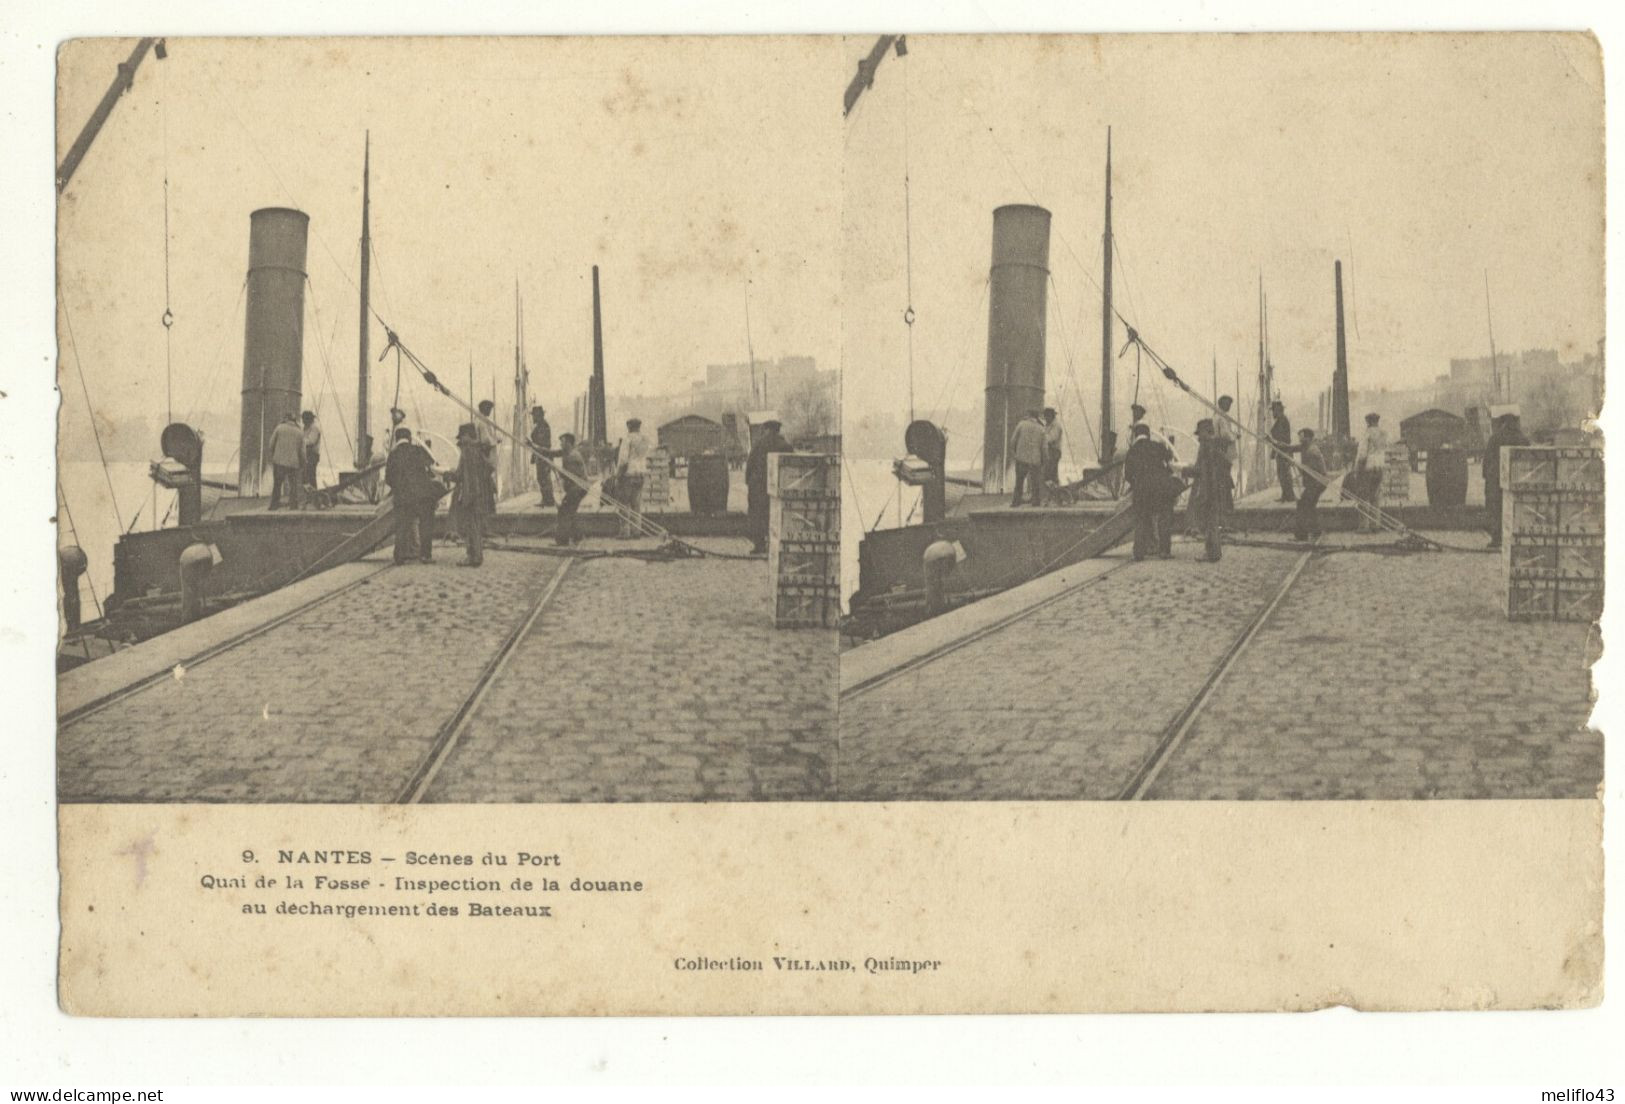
[60,539,837,803]
[839,536,1599,801]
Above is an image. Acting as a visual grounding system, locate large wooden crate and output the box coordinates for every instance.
[1503,446,1604,493]
[773,582,841,629]
[1503,533,1605,580]
[1510,577,1605,623]
[1504,489,1604,537]
[768,538,840,585]
[770,496,840,541]
[768,452,840,499]
[1381,445,1410,501]
[643,450,670,507]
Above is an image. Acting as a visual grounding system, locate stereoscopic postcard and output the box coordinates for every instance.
[54,32,1603,1015]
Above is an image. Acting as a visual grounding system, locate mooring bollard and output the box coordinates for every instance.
[59,545,88,631]
[923,539,957,616]
[178,543,214,624]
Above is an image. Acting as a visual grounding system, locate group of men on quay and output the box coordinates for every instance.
[380,403,637,567]
[1018,396,1533,564]
[378,402,798,565]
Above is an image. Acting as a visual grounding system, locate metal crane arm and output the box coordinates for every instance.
[56,37,165,194]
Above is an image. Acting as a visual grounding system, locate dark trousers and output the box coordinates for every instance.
[1200,488,1223,561]
[1275,454,1296,500]
[270,464,299,510]
[1012,462,1042,506]
[747,488,769,552]
[558,487,587,545]
[1294,481,1325,541]
[535,462,556,507]
[304,446,320,487]
[1486,484,1504,545]
[1131,492,1165,561]
[393,498,437,562]
[462,510,486,565]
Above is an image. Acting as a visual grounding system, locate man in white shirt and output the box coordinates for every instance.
[1353,412,1389,530]
[1211,395,1238,513]
[300,411,322,489]
[1129,402,1182,465]
[615,417,651,537]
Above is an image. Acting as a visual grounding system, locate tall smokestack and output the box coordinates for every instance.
[590,265,608,446]
[982,204,1051,492]
[238,207,309,497]
[1333,260,1350,439]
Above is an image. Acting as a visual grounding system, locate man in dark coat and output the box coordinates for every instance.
[447,422,496,566]
[529,406,556,508]
[1270,400,1295,502]
[555,433,589,546]
[1124,424,1174,561]
[1483,413,1531,548]
[1285,427,1329,542]
[1185,419,1227,563]
[384,427,438,563]
[745,419,795,554]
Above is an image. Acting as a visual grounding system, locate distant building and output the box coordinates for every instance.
[658,414,728,460]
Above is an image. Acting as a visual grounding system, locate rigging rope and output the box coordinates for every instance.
[1115,324,1462,552]
[57,479,106,622]
[61,301,127,533]
[901,47,917,423]
[376,325,754,561]
[160,72,174,427]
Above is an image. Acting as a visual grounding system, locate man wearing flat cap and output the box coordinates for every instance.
[745,419,795,554]
[529,405,556,508]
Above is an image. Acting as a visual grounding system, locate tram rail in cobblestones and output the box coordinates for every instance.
[58,563,395,730]
[841,561,1134,701]
[1118,550,1314,800]
[395,557,576,804]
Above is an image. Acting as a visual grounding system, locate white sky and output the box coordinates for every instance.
[842,33,1604,452]
[57,37,842,458]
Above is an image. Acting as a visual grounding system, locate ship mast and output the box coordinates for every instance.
[355,132,371,468]
[1099,127,1114,463]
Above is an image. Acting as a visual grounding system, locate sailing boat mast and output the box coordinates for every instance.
[355,132,371,468]
[744,279,759,407]
[1099,127,1114,463]
[1484,270,1503,402]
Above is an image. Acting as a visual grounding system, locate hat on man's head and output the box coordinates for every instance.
[627,418,642,430]
[1131,423,1150,438]
[394,427,412,442]
[1042,407,1056,418]
[531,405,546,417]
[1365,412,1381,425]
[456,422,478,442]
[1196,418,1215,435]
[1270,399,1284,411]
[1217,395,1234,408]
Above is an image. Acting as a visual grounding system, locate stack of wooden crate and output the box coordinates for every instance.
[644,448,670,509]
[1382,444,1411,503]
[768,453,840,629]
[1503,445,1604,622]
